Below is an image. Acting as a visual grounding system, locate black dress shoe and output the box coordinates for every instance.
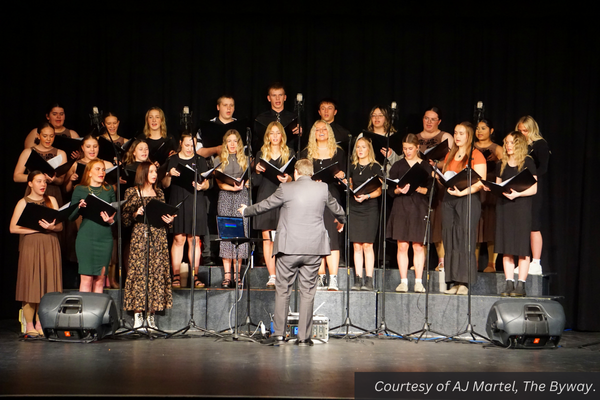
[261,335,285,345]
[295,338,314,347]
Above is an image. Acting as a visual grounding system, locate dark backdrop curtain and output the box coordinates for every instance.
[2,9,598,330]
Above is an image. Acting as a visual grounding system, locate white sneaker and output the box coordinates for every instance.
[414,282,426,293]
[317,275,326,290]
[395,282,408,292]
[328,275,339,291]
[529,261,543,275]
[133,312,144,329]
[266,275,276,289]
[147,314,157,330]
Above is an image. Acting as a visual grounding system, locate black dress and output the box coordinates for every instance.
[166,154,209,236]
[495,157,537,257]
[252,149,295,231]
[299,148,346,251]
[349,162,382,243]
[386,159,433,243]
[528,139,550,231]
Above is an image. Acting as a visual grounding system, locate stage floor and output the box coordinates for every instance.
[0,321,599,398]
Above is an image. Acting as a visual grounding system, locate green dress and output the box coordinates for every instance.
[70,185,116,276]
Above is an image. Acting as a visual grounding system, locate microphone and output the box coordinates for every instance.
[180,106,192,131]
[90,106,102,134]
[295,93,304,111]
[390,101,398,122]
[474,101,485,123]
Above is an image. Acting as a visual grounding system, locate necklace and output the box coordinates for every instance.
[88,185,103,196]
[358,163,368,175]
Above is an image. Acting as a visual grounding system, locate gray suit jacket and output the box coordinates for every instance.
[243,175,346,256]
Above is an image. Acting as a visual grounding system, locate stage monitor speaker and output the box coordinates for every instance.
[486,299,565,349]
[39,292,119,343]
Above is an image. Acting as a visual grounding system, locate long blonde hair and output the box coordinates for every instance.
[443,121,474,173]
[143,107,167,139]
[305,120,339,161]
[515,115,544,143]
[218,129,248,171]
[260,121,290,165]
[500,131,529,176]
[351,137,378,167]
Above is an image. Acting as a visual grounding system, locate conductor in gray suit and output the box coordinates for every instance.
[238,159,345,346]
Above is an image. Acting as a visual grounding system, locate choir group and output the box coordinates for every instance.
[9,84,549,335]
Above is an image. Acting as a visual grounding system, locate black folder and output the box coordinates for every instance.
[257,156,296,184]
[359,130,402,165]
[52,135,83,156]
[197,119,250,148]
[387,162,430,195]
[80,194,125,225]
[481,168,537,199]
[25,150,71,177]
[172,162,219,193]
[17,202,77,231]
[311,162,342,184]
[420,139,449,162]
[135,199,181,228]
[214,167,249,187]
[342,174,382,197]
[434,166,482,191]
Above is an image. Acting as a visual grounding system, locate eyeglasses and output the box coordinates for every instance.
[424,117,439,123]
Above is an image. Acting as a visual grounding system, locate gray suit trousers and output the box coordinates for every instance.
[273,254,322,341]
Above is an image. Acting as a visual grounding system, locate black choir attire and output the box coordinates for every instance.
[528,139,550,232]
[495,157,537,257]
[165,154,210,237]
[386,159,434,243]
[349,162,382,243]
[252,149,296,231]
[137,134,178,167]
[298,148,346,252]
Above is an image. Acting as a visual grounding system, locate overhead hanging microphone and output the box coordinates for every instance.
[474,101,485,124]
[90,106,103,134]
[180,106,193,131]
[390,101,398,123]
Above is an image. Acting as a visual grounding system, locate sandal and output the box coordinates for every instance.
[172,274,181,288]
[194,274,205,288]
[221,272,232,288]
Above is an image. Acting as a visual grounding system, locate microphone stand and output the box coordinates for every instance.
[358,106,410,341]
[219,128,259,342]
[167,153,223,339]
[236,127,260,336]
[331,133,369,338]
[114,187,165,339]
[441,111,490,344]
[295,95,304,155]
[406,169,448,342]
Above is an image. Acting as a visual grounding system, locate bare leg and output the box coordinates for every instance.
[79,275,94,292]
[412,242,425,280]
[262,230,275,276]
[187,235,202,274]
[531,231,543,260]
[503,255,515,280]
[517,256,531,281]
[353,243,364,277]
[92,267,106,293]
[397,241,409,280]
[363,243,375,277]
[171,234,186,275]
[325,250,339,276]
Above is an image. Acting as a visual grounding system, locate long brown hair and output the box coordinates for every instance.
[27,170,53,208]
[134,161,157,189]
[443,122,474,173]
